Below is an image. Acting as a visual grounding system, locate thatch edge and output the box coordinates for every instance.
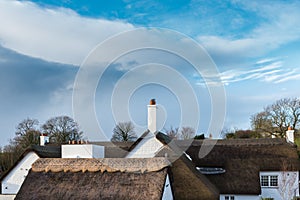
[32,157,171,173]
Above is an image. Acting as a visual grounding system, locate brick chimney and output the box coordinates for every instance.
[148,99,157,133]
[286,126,295,143]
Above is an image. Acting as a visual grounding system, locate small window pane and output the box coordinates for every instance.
[270,176,278,186]
[261,175,269,186]
[225,197,229,200]
[230,196,234,200]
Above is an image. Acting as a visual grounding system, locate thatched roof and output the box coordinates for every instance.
[169,155,219,200]
[16,169,168,200]
[181,138,300,195]
[31,145,61,158]
[16,158,170,200]
[32,158,170,173]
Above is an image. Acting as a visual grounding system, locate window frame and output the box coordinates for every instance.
[224,195,234,200]
[260,175,278,188]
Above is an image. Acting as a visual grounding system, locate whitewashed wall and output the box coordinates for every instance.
[220,194,261,200]
[126,133,163,158]
[219,195,260,200]
[0,195,16,200]
[260,171,299,200]
[162,174,173,200]
[1,152,39,194]
[62,144,104,158]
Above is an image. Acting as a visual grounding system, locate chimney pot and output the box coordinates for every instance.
[150,99,156,105]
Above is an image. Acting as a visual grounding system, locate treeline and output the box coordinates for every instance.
[224,97,300,139]
[0,116,82,178]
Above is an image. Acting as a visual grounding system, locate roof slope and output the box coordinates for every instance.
[127,130,171,153]
[16,169,168,200]
[16,158,170,200]
[181,138,300,195]
[0,145,61,182]
[169,155,219,200]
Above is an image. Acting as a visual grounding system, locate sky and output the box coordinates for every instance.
[0,0,300,146]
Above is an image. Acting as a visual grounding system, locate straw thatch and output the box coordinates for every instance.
[182,138,300,195]
[169,155,219,200]
[32,157,171,173]
[15,169,168,200]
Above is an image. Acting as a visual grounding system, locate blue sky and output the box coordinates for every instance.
[0,0,300,146]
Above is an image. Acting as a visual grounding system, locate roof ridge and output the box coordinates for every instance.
[32,157,171,173]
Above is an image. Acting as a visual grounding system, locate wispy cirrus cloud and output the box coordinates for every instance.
[196,58,300,86]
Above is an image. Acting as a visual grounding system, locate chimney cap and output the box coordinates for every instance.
[150,99,156,105]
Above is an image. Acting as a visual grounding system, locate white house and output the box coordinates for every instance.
[260,171,299,200]
[0,141,106,198]
[126,99,165,158]
[0,142,61,199]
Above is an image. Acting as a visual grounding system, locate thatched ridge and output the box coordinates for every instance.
[32,157,171,173]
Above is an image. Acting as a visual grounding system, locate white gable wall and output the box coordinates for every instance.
[1,152,39,194]
[219,195,260,200]
[260,171,299,200]
[0,195,16,200]
[126,133,163,158]
[162,174,173,200]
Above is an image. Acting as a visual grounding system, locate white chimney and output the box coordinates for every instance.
[148,99,157,133]
[40,134,49,146]
[286,126,295,143]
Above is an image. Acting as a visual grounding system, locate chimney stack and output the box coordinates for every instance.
[286,126,295,143]
[148,99,157,133]
[40,134,49,146]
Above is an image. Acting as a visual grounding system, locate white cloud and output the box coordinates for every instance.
[197,1,300,62]
[0,0,134,65]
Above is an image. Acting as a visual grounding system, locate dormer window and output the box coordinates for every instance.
[196,167,226,174]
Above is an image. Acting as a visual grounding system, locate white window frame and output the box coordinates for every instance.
[224,195,234,200]
[260,175,278,187]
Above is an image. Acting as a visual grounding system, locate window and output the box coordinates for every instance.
[261,175,269,186]
[270,176,278,186]
[225,196,234,200]
[260,175,278,187]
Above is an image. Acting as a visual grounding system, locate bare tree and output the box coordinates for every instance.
[42,116,82,144]
[180,127,195,140]
[15,118,39,136]
[14,130,40,149]
[12,118,41,151]
[251,98,300,137]
[164,126,179,139]
[111,122,137,142]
